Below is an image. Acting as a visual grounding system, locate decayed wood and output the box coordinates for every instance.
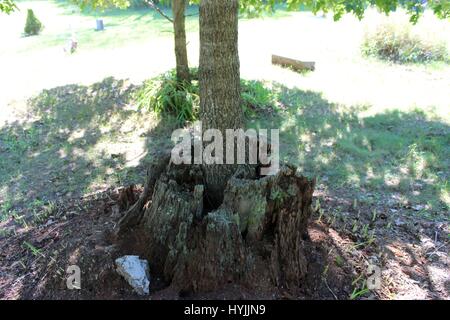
[116,152,171,234]
[272,54,315,72]
[132,162,315,293]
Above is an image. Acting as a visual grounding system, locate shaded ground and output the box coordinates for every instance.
[1,183,448,300]
[0,78,176,219]
[0,77,448,299]
[0,185,353,300]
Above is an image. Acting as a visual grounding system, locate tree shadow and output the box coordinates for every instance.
[1,76,448,299]
[0,77,177,221]
[250,83,449,214]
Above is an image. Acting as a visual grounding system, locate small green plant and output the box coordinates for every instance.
[270,187,286,205]
[366,230,376,246]
[371,209,378,222]
[317,208,324,222]
[362,223,370,238]
[352,220,359,233]
[335,255,344,267]
[0,200,13,220]
[33,201,57,225]
[362,20,448,64]
[314,198,321,212]
[135,69,199,124]
[22,241,43,257]
[24,9,43,36]
[12,212,29,229]
[349,274,371,300]
[350,282,370,300]
[136,69,278,124]
[240,80,278,117]
[353,199,358,210]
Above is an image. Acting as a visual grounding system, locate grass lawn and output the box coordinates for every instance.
[0,1,449,221]
[0,0,198,55]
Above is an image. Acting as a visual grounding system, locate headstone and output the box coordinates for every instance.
[96,19,104,31]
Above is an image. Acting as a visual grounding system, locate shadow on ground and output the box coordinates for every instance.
[0,77,177,220]
[250,83,449,216]
[0,76,449,299]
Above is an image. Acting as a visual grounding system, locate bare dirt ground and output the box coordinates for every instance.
[0,180,448,300]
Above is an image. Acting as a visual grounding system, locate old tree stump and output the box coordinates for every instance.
[117,155,315,293]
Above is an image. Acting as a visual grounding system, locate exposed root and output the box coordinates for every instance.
[116,153,171,234]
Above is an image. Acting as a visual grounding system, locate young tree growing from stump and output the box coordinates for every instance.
[84,0,448,294]
[116,0,316,294]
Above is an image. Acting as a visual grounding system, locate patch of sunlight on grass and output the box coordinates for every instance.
[67,128,86,143]
[344,163,361,186]
[384,173,401,188]
[403,144,430,180]
[315,153,333,166]
[0,1,200,55]
[439,185,450,209]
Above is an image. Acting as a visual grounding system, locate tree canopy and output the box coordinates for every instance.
[66,0,449,23]
[253,0,449,23]
[0,0,17,14]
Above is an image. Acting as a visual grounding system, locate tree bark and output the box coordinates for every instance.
[173,0,190,83]
[116,0,316,295]
[199,0,244,204]
[118,160,314,293]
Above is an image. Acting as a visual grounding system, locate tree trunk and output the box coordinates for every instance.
[116,0,316,295]
[199,0,244,204]
[118,159,315,293]
[173,0,190,83]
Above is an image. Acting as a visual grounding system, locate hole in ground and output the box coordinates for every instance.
[202,191,222,215]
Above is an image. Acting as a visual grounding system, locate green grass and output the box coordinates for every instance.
[0,77,176,214]
[2,0,294,56]
[0,1,200,55]
[1,76,448,223]
[0,2,448,224]
[250,85,450,217]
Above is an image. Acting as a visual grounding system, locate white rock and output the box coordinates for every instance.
[115,255,150,295]
[412,204,426,211]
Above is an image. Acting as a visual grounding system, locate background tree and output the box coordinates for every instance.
[73,0,191,82]
[172,0,190,82]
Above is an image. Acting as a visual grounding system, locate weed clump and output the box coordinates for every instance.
[362,18,448,64]
[135,69,279,124]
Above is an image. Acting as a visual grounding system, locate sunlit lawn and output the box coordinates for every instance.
[0,0,199,55]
